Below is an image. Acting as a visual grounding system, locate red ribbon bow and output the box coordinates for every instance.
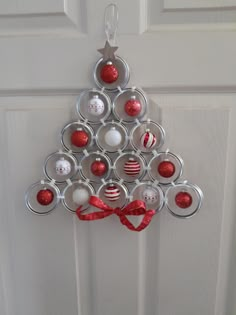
[76,196,156,232]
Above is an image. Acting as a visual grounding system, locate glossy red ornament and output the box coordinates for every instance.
[124,96,142,117]
[37,189,54,206]
[71,129,89,147]
[175,192,192,209]
[158,160,175,178]
[91,158,107,176]
[100,61,119,84]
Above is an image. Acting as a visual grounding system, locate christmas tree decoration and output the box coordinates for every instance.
[26,4,203,229]
[97,40,118,61]
[130,121,166,153]
[37,188,54,206]
[104,184,120,202]
[62,181,95,212]
[72,188,90,206]
[113,87,147,123]
[91,158,107,176]
[55,157,71,176]
[44,151,78,184]
[124,96,142,117]
[175,192,192,209]
[158,160,175,178]
[104,127,122,147]
[100,61,119,84]
[141,129,156,149]
[142,187,158,205]
[124,158,141,176]
[131,182,164,212]
[61,121,94,153]
[165,182,203,218]
[113,152,146,183]
[26,181,60,214]
[88,95,105,116]
[76,89,111,123]
[71,128,89,147]
[148,152,183,184]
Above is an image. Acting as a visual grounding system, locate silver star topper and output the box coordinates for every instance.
[97,41,118,61]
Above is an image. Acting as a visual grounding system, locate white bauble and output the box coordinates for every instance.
[104,127,122,147]
[55,158,71,176]
[142,188,158,205]
[72,188,89,205]
[88,95,105,116]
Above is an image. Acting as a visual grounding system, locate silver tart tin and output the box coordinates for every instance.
[79,151,112,183]
[62,180,95,213]
[130,120,165,153]
[112,87,148,123]
[25,180,60,215]
[61,121,94,154]
[113,151,146,183]
[165,182,203,218]
[76,89,111,124]
[131,181,164,212]
[93,56,130,91]
[97,180,129,208]
[96,121,128,153]
[148,152,184,185]
[44,151,78,184]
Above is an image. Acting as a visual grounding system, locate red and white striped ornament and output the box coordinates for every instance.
[124,158,141,176]
[140,129,156,149]
[104,184,120,202]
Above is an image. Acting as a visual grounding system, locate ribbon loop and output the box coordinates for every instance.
[76,196,156,232]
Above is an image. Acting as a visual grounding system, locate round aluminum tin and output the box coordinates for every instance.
[62,180,95,213]
[131,181,164,212]
[79,151,112,183]
[148,152,184,185]
[113,151,147,183]
[165,182,203,219]
[25,180,60,215]
[130,120,165,153]
[112,87,148,123]
[96,121,128,153]
[61,121,94,154]
[93,56,130,92]
[76,89,112,124]
[44,151,78,184]
[97,180,129,208]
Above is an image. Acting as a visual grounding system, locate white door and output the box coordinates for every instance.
[1,1,236,315]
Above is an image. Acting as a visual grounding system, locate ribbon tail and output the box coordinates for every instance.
[119,210,156,232]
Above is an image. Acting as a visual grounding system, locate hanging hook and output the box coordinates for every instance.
[104,3,119,45]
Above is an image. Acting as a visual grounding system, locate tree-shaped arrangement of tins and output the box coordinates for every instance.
[25,40,203,230]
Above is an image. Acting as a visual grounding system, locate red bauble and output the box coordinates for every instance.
[91,159,107,176]
[100,61,119,84]
[158,160,175,178]
[175,192,192,209]
[71,129,89,147]
[124,96,142,117]
[37,189,54,206]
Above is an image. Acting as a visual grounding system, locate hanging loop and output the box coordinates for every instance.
[104,3,119,44]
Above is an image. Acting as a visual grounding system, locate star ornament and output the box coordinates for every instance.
[97,41,118,61]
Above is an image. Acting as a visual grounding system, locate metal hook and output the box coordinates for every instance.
[104,3,118,44]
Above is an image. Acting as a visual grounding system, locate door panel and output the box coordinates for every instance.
[0,94,235,315]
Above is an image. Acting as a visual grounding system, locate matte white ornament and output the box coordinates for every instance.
[88,95,105,116]
[142,187,158,205]
[72,188,90,205]
[55,158,71,176]
[104,127,122,147]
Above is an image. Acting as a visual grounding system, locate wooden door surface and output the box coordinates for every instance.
[0,1,236,315]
